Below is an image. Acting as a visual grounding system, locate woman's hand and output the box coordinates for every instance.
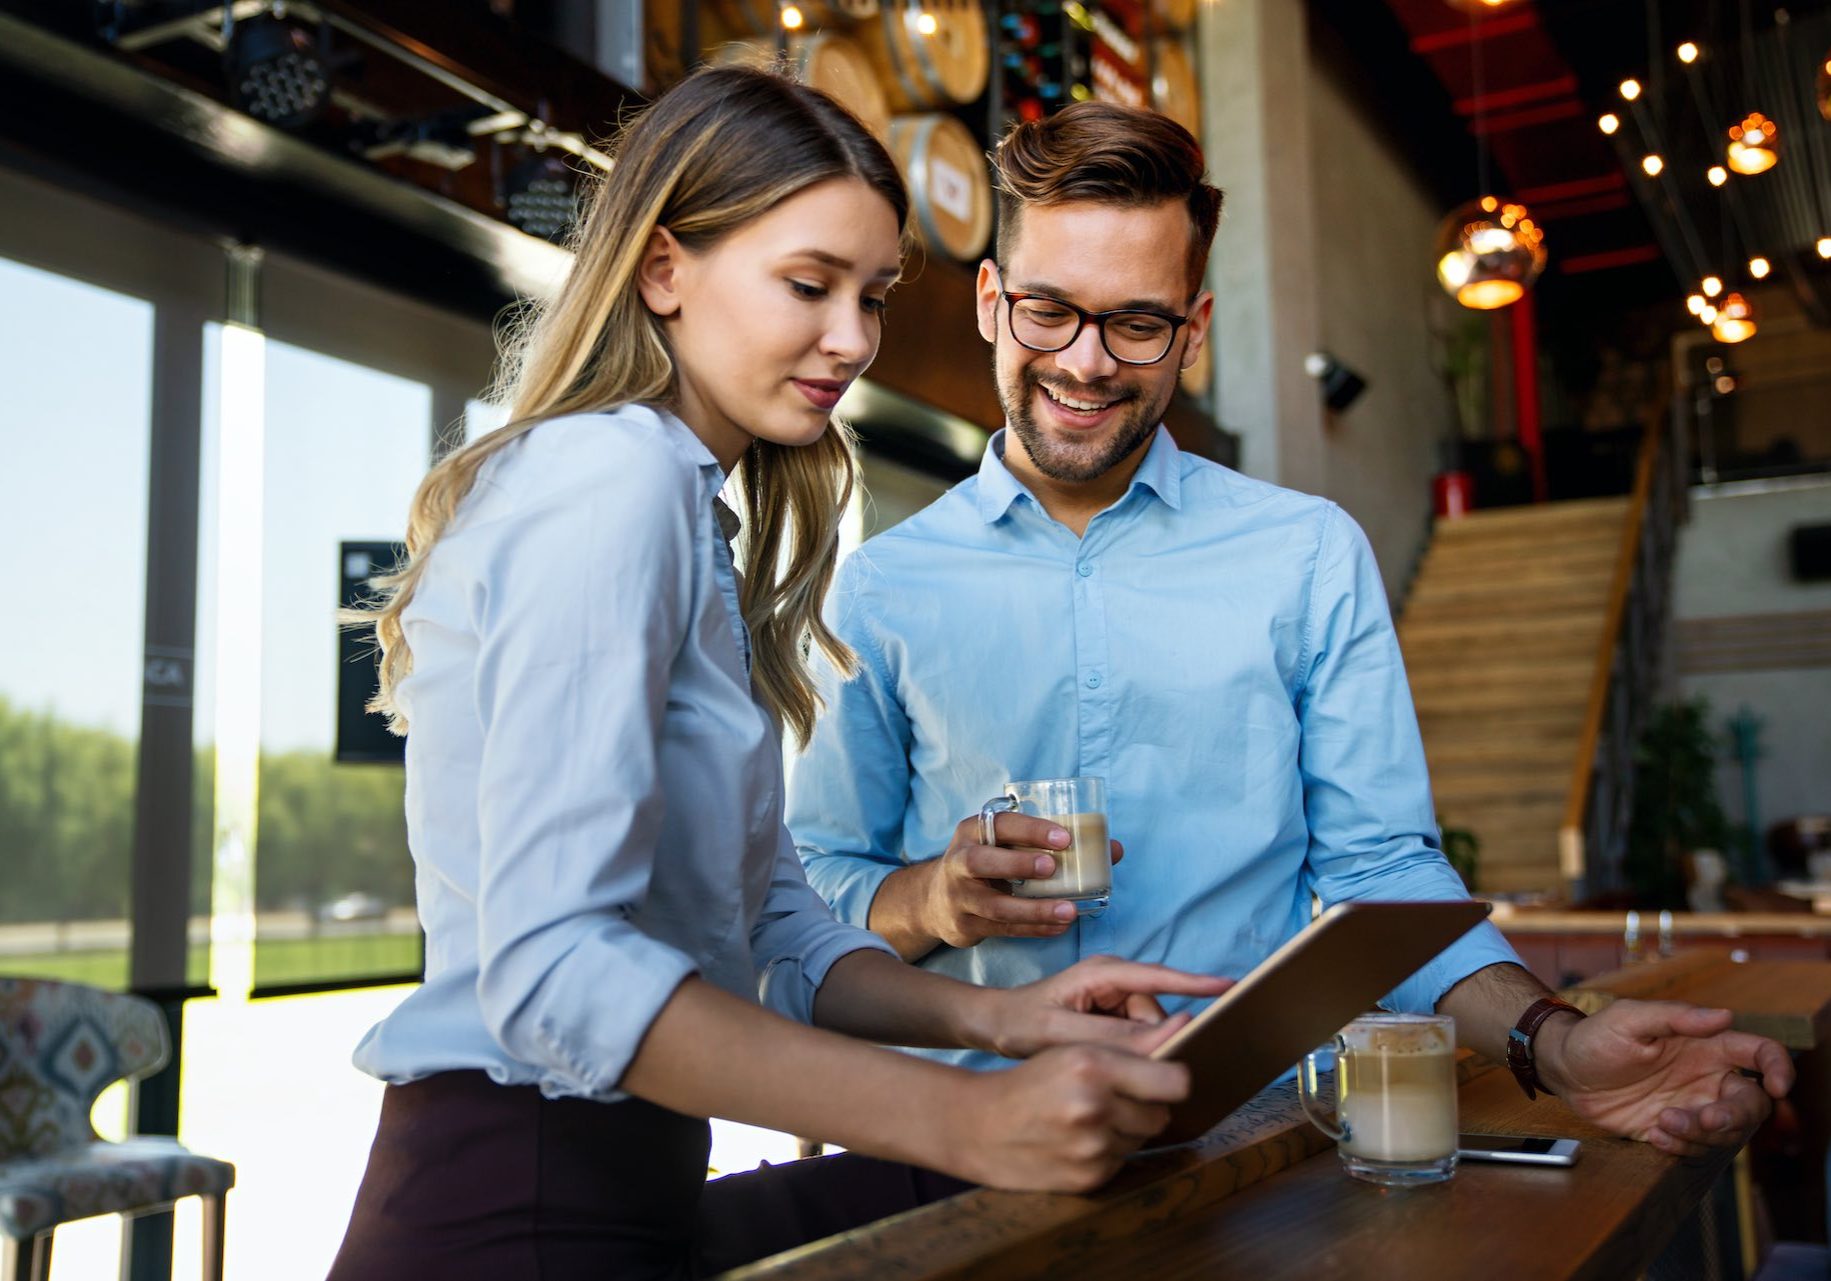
[966,955,1234,1061]
[942,1044,1193,1192]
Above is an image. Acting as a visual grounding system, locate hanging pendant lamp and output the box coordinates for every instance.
[1711,292,1756,343]
[1725,112,1779,174]
[1434,196,1548,310]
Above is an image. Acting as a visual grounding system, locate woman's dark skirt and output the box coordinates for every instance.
[326,1070,971,1281]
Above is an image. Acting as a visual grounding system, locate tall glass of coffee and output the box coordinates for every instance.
[978,776,1111,917]
[1298,1011,1459,1186]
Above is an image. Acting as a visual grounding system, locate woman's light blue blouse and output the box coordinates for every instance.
[353,405,895,1101]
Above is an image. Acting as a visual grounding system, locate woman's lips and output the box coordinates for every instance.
[793,379,846,411]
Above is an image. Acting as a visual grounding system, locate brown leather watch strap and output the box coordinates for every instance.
[1506,996,1585,1100]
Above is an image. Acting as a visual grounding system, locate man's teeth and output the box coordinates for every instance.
[1043,386,1113,412]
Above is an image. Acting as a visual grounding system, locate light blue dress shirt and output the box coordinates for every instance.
[789,426,1519,1071]
[354,405,895,1100]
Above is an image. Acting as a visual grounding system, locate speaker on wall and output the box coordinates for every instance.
[337,540,407,764]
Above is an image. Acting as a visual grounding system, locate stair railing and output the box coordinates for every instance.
[1558,396,1688,899]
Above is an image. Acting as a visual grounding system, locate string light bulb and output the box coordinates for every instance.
[1433,196,1548,310]
[779,3,804,29]
[1819,237,1831,259]
[1678,42,1699,63]
[1599,113,1620,134]
[1642,154,1664,176]
[1686,294,1705,315]
[1700,303,1719,325]
[1703,275,1723,297]
[915,10,938,34]
[1707,165,1728,186]
[1726,112,1779,175]
[1712,292,1756,343]
[1749,256,1770,279]
[1619,78,1642,100]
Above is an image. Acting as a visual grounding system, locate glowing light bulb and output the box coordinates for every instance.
[915,10,938,34]
[1620,78,1642,101]
[1599,113,1620,134]
[1699,304,1718,325]
[1677,42,1699,63]
[1819,237,1831,259]
[1686,294,1705,315]
[780,3,804,29]
[1642,154,1664,176]
[1702,275,1723,297]
[1707,166,1728,186]
[1749,256,1770,279]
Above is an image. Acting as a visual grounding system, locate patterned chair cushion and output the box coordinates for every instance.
[0,978,169,1158]
[0,1137,237,1239]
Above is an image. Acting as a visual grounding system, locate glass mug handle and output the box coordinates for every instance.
[1298,1034,1352,1143]
[979,794,1019,848]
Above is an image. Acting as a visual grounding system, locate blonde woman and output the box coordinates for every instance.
[327,67,1227,1280]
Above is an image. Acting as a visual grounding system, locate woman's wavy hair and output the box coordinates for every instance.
[361,65,909,745]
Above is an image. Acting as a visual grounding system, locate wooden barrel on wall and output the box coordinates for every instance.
[708,34,891,140]
[713,0,881,37]
[854,1,990,113]
[887,113,992,262]
[1151,38,1200,137]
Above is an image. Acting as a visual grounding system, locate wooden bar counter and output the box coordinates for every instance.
[722,1058,1736,1281]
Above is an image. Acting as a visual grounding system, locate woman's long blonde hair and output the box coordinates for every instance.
[363,66,909,746]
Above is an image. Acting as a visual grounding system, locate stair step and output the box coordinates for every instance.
[1417,545,1619,582]
[1403,631,1599,665]
[1426,739,1577,772]
[1432,496,1629,537]
[1404,588,1612,620]
[1433,772,1570,806]
[1423,523,1625,560]
[1400,608,1604,647]
[1476,864,1564,894]
[1437,795,1566,829]
[1408,659,1592,696]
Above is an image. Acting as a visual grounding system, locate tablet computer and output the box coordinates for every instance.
[1149,899,1492,1144]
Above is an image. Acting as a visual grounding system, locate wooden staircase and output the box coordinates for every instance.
[1399,496,1632,894]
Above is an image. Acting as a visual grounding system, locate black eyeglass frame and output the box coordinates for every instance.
[999,290,1192,366]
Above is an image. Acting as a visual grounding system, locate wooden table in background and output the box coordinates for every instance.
[723,1060,1737,1281]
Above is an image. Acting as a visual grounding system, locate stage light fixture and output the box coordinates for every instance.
[227,14,330,129]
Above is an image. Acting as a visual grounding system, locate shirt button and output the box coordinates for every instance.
[1087,673,1102,688]
[1077,561,1093,577]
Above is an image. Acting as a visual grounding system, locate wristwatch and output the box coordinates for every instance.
[1506,997,1586,1100]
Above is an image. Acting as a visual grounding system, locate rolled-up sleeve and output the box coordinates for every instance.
[788,556,915,928]
[1296,505,1520,1013]
[471,444,701,1099]
[753,825,899,1023]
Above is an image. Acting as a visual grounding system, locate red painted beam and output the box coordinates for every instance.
[1410,11,1537,53]
[1515,172,1627,204]
[1453,74,1579,116]
[1557,245,1662,273]
[1472,99,1584,135]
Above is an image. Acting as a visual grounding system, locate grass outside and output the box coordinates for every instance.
[1,932,422,990]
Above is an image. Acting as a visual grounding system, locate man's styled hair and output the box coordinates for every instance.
[990,102,1223,293]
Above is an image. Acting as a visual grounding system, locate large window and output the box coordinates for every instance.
[0,257,154,989]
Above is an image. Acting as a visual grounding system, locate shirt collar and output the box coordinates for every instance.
[975,424,1183,524]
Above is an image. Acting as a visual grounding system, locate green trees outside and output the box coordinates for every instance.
[0,695,412,926]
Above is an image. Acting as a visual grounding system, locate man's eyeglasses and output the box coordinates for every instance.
[1000,291,1190,366]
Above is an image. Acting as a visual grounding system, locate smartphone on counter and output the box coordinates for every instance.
[1457,1133,1581,1166]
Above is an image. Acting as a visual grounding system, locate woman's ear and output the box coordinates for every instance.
[636,226,687,317]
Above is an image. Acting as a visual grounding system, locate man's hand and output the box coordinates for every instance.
[867,812,1124,961]
[965,954,1235,1060]
[1537,1000,1795,1156]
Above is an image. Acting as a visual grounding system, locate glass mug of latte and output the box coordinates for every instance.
[1298,1012,1458,1186]
[978,776,1111,917]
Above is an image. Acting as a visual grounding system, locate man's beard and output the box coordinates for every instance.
[1000,362,1170,484]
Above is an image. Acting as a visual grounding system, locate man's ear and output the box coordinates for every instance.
[1179,289,1215,369]
[975,258,1000,345]
[636,226,687,318]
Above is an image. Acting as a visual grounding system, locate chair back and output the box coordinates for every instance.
[0,978,169,1158]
